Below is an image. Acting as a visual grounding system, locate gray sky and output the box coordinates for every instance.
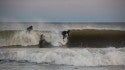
[0,0,125,22]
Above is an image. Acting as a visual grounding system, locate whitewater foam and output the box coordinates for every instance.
[0,48,125,66]
[49,31,68,46]
[0,30,68,47]
[6,30,41,46]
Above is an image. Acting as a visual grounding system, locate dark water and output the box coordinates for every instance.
[67,29,125,48]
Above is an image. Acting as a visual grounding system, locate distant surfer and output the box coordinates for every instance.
[26,26,33,33]
[61,30,70,39]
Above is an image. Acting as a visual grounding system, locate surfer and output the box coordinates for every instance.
[39,34,50,48]
[26,26,33,33]
[61,30,70,39]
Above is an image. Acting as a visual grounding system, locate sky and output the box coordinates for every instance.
[0,0,125,22]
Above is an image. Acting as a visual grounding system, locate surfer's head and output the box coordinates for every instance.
[61,30,70,39]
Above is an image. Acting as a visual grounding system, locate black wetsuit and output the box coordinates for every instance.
[61,30,70,39]
[39,34,51,48]
[27,26,33,33]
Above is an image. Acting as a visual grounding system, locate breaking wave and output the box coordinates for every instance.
[0,22,125,66]
[6,31,40,46]
[0,30,68,47]
[0,22,125,47]
[0,48,125,66]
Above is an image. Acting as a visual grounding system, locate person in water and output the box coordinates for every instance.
[39,34,51,48]
[61,30,70,39]
[39,34,46,47]
[27,26,33,33]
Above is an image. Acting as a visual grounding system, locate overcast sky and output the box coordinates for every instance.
[0,0,125,22]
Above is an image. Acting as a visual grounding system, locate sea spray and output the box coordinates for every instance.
[49,31,68,47]
[7,30,41,46]
[1,30,68,47]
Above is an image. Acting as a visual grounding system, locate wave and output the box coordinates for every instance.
[1,29,125,47]
[0,30,68,47]
[0,23,125,66]
[0,22,125,47]
[0,48,125,66]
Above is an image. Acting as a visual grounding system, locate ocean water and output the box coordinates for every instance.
[0,48,125,66]
[0,22,125,31]
[0,22,125,67]
[0,22,125,47]
[0,61,125,70]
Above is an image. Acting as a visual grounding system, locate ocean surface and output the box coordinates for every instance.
[0,22,125,47]
[0,22,125,67]
[0,61,125,70]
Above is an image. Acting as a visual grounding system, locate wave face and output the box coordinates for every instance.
[68,29,125,47]
[0,48,125,66]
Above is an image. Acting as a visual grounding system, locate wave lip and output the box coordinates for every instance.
[0,48,125,66]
